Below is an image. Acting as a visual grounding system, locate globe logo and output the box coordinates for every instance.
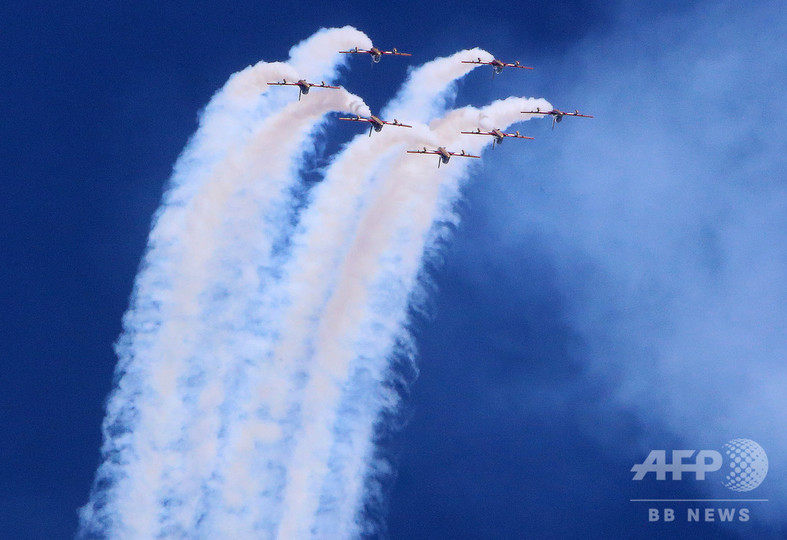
[722,439,768,492]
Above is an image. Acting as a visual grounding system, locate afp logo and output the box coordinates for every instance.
[631,439,768,492]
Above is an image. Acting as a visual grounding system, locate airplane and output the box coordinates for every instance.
[266,79,340,100]
[406,147,481,168]
[339,46,412,63]
[461,57,533,76]
[460,128,534,148]
[338,114,412,136]
[522,107,594,129]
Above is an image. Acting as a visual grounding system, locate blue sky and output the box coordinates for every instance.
[2,1,785,538]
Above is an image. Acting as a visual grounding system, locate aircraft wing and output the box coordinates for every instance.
[461,58,493,66]
[339,47,411,56]
[406,148,441,156]
[460,129,534,140]
[406,148,479,158]
[564,111,594,118]
[338,115,372,123]
[501,131,534,140]
[447,151,481,158]
[521,109,594,118]
[267,80,298,87]
[309,82,341,89]
[339,48,372,54]
[380,49,412,56]
[340,116,412,128]
[501,61,533,70]
[382,119,412,128]
[461,58,533,69]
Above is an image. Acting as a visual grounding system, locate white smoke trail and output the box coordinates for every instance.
[156,86,370,537]
[79,26,370,539]
[289,25,372,81]
[76,59,298,537]
[183,87,371,538]
[382,47,494,122]
[81,31,551,540]
[298,97,552,538]
[271,66,548,539]
[258,49,494,539]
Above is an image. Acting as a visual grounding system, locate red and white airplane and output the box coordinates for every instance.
[406,147,480,168]
[460,128,534,148]
[266,79,340,100]
[522,107,594,129]
[462,57,533,76]
[339,46,412,63]
[339,114,412,136]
